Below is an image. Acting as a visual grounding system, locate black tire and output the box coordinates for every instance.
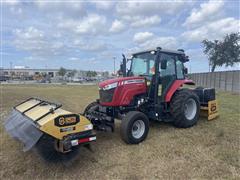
[83,101,98,115]
[120,111,149,144]
[170,89,200,128]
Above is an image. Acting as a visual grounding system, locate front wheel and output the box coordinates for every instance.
[120,111,149,144]
[83,101,98,115]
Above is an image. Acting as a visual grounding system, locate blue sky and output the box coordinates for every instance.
[1,0,240,72]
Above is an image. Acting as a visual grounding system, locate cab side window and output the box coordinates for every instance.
[160,53,176,76]
[176,57,184,79]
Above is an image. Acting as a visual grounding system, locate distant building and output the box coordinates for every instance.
[2,68,60,78]
[14,66,29,69]
[1,68,110,80]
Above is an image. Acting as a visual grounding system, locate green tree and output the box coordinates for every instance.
[202,33,240,72]
[58,67,67,77]
[92,71,97,77]
[67,70,77,78]
[41,72,47,78]
[86,71,97,77]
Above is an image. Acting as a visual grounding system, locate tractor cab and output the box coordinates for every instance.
[121,47,191,104]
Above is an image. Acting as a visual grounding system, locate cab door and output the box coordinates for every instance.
[159,53,177,102]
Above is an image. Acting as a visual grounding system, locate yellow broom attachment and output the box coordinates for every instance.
[4,97,94,152]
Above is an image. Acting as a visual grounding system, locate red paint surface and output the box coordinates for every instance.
[99,77,147,106]
[99,77,194,106]
[165,79,195,102]
[99,76,145,88]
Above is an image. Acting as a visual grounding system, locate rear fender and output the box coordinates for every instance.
[165,79,195,102]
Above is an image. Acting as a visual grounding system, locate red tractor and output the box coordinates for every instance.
[4,47,218,162]
[84,47,217,144]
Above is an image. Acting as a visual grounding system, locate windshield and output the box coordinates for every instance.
[130,52,156,76]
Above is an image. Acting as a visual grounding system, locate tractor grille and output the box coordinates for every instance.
[99,88,115,103]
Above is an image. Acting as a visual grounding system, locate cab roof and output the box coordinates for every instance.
[132,47,185,56]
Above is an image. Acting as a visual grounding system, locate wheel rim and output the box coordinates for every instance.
[132,120,145,139]
[184,98,197,120]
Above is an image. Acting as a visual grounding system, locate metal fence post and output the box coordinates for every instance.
[225,72,227,91]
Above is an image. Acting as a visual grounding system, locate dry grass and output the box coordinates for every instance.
[0,84,239,179]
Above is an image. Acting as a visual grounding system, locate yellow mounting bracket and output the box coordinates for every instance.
[200,100,219,120]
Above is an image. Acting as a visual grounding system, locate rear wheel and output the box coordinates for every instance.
[170,89,200,128]
[120,111,149,144]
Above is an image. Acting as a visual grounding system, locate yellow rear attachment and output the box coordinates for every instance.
[4,97,95,153]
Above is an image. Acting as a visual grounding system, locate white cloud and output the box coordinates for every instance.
[24,56,46,62]
[114,1,192,29]
[94,1,115,10]
[13,27,65,56]
[120,15,161,28]
[133,31,179,49]
[15,27,44,40]
[182,17,240,42]
[3,0,20,5]
[109,20,125,33]
[139,36,179,50]
[12,26,107,59]
[184,0,224,27]
[35,0,86,17]
[58,14,107,35]
[10,6,22,15]
[130,15,161,28]
[73,39,107,52]
[133,32,154,43]
[116,1,187,16]
[69,57,80,61]
[35,0,83,10]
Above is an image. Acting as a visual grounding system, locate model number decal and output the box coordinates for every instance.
[60,126,76,132]
[55,114,80,127]
[123,79,145,85]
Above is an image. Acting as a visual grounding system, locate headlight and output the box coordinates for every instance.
[103,82,118,90]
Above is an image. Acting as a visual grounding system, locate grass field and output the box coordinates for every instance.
[0,84,239,179]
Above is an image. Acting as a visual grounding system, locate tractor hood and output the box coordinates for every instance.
[99,77,146,89]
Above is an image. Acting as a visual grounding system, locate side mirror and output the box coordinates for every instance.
[161,59,167,69]
[184,67,188,74]
[119,64,124,75]
[121,54,127,77]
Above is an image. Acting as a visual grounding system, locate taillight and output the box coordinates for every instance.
[71,136,96,146]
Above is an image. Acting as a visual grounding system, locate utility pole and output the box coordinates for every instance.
[10,62,12,80]
[113,57,116,75]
